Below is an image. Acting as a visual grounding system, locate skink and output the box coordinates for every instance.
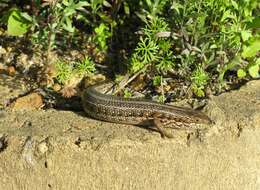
[82,81,212,138]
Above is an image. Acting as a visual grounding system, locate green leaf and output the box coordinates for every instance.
[218,56,241,82]
[7,9,30,36]
[210,44,217,49]
[230,0,238,10]
[123,89,132,98]
[170,2,183,14]
[64,7,76,17]
[237,69,246,78]
[103,1,112,7]
[256,58,260,65]
[62,17,75,33]
[62,0,70,6]
[75,1,90,10]
[248,64,259,78]
[157,95,166,103]
[221,10,236,22]
[196,88,205,97]
[75,56,95,74]
[247,17,260,29]
[153,76,161,86]
[123,2,130,15]
[192,85,205,97]
[241,30,251,42]
[20,12,33,22]
[94,23,106,34]
[242,38,260,58]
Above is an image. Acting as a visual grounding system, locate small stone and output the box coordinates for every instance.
[7,66,16,76]
[53,83,61,92]
[11,92,44,110]
[0,46,7,54]
[37,142,48,154]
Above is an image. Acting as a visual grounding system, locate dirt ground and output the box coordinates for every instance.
[0,74,260,190]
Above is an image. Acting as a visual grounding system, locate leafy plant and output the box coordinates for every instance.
[237,37,260,79]
[191,66,209,97]
[135,37,159,63]
[55,56,95,85]
[6,8,31,36]
[152,75,162,86]
[2,0,90,59]
[75,56,96,75]
[55,60,74,84]
[36,0,89,59]
[153,75,167,102]
[94,23,112,51]
[130,16,174,73]
[136,0,170,22]
[123,89,132,98]
[157,95,166,103]
[0,0,259,98]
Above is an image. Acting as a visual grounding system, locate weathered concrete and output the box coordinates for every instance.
[0,75,259,190]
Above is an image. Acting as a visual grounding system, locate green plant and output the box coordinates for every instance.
[156,39,175,71]
[135,37,159,63]
[77,0,113,23]
[2,0,89,59]
[144,0,259,96]
[75,56,96,75]
[0,0,258,98]
[191,66,209,97]
[152,75,162,86]
[55,56,95,85]
[55,60,74,84]
[153,75,166,102]
[130,16,175,73]
[136,0,170,22]
[94,23,112,51]
[237,37,260,79]
[157,95,166,103]
[123,89,132,98]
[35,0,89,59]
[6,8,32,36]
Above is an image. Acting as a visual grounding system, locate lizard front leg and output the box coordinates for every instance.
[153,118,174,138]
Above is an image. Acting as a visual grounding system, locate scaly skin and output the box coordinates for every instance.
[82,81,212,137]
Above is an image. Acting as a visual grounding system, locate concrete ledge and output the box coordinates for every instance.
[0,78,259,190]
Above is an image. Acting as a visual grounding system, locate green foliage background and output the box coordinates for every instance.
[0,0,259,97]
